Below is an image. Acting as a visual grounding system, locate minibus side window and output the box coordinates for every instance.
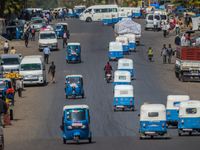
[94,9,100,13]
[186,108,197,114]
[101,8,109,13]
[85,9,92,13]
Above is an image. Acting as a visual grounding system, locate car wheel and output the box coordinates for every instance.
[86,17,92,22]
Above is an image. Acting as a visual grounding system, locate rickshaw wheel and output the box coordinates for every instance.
[189,132,192,136]
[63,138,67,144]
[88,137,92,143]
[178,130,182,136]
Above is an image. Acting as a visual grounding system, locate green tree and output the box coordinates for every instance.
[0,0,24,17]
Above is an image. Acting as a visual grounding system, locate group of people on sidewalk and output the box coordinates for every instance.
[3,41,17,54]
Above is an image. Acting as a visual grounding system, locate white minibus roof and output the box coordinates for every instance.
[109,41,123,52]
[114,70,131,82]
[140,104,166,121]
[179,100,200,118]
[166,95,190,110]
[118,58,133,69]
[63,105,89,111]
[116,36,129,45]
[114,85,134,97]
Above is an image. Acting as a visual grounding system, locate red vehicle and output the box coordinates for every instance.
[175,46,200,81]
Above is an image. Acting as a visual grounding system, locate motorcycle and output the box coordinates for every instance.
[105,73,112,83]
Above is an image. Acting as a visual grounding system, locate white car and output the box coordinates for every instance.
[19,55,46,86]
[38,30,58,51]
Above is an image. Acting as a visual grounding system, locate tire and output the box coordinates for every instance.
[175,72,179,78]
[145,27,147,31]
[81,92,84,99]
[63,138,66,144]
[86,17,92,22]
[88,137,92,143]
[43,80,47,86]
[178,130,182,136]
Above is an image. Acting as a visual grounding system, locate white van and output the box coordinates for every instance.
[38,30,58,51]
[145,13,161,30]
[19,55,46,85]
[79,5,118,22]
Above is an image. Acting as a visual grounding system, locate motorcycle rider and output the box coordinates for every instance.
[104,62,112,78]
[147,47,153,62]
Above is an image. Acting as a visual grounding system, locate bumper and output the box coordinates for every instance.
[39,45,58,51]
[23,77,44,85]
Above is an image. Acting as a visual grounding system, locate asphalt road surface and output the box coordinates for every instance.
[4,19,200,150]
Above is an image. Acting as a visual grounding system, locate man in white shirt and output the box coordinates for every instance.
[3,41,9,54]
[43,46,51,64]
[153,18,158,32]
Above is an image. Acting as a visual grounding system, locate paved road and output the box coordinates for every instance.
[4,19,200,150]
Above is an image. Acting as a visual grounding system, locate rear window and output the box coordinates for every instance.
[186,108,197,114]
[119,75,126,80]
[155,15,160,20]
[160,15,167,20]
[148,112,159,117]
[148,15,153,20]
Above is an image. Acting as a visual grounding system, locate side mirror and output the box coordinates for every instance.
[60,125,64,131]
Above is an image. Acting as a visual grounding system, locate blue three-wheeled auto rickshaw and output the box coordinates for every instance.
[60,105,92,144]
[65,75,84,99]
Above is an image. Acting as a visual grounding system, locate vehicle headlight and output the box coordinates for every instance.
[181,120,184,124]
[81,125,87,129]
[67,126,72,129]
[38,74,43,78]
[52,43,58,46]
[143,123,146,127]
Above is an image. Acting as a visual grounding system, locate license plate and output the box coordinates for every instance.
[183,129,193,131]
[72,123,82,127]
[116,105,124,108]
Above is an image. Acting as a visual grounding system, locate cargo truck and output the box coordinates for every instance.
[175,46,200,82]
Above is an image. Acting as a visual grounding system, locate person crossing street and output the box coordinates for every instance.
[48,61,56,83]
[43,46,51,64]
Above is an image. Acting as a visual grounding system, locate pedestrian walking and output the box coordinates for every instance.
[161,44,168,64]
[63,31,67,48]
[153,18,158,32]
[24,31,29,47]
[48,61,56,83]
[10,46,16,54]
[31,26,36,41]
[3,41,9,54]
[0,98,7,127]
[167,44,173,64]
[175,23,180,35]
[15,78,23,97]
[162,22,168,38]
[43,46,51,64]
[147,47,154,62]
